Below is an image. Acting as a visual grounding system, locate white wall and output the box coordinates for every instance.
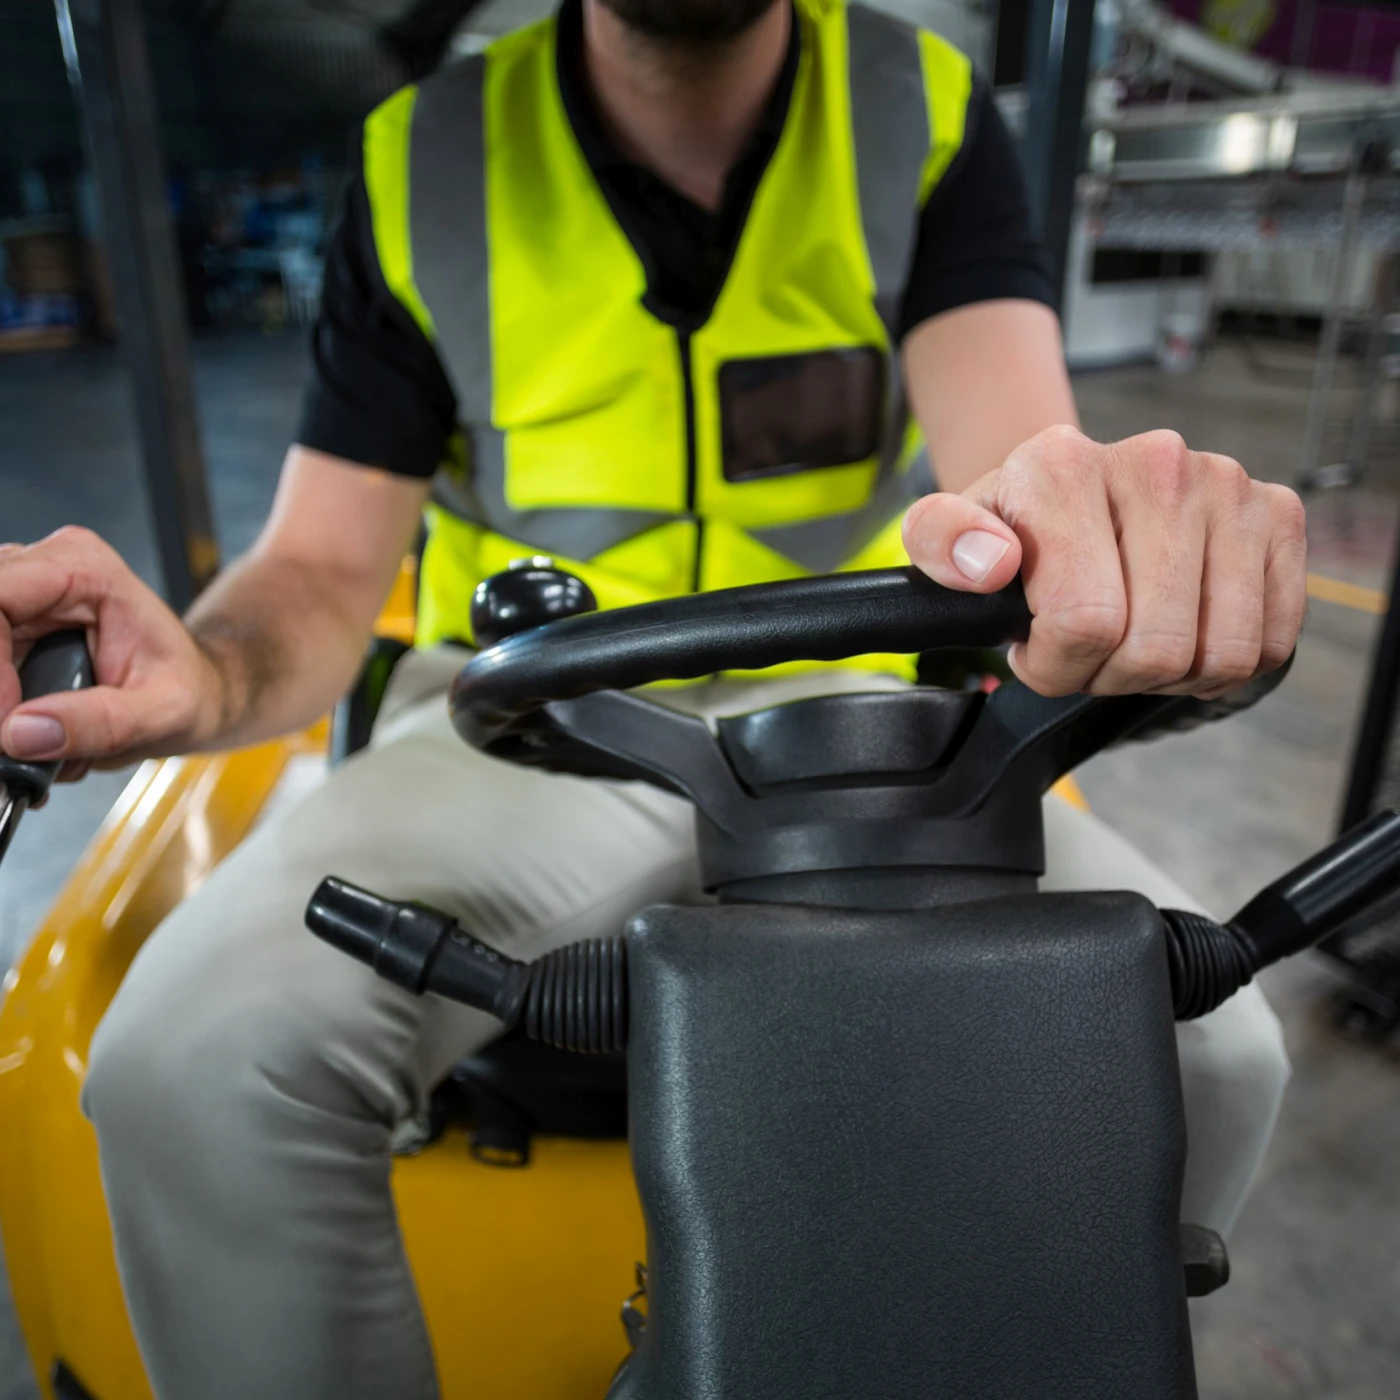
[1062,213,1213,369]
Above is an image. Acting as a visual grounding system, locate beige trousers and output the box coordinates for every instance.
[83,649,1289,1400]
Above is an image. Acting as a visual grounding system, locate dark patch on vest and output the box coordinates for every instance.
[718,347,885,482]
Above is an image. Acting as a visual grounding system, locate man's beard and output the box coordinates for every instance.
[598,0,781,43]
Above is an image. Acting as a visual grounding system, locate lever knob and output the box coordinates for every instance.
[0,629,95,805]
[470,558,598,648]
[1230,808,1400,967]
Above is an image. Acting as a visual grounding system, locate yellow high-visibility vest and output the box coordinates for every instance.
[363,0,971,674]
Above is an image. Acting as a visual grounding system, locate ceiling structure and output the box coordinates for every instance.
[178,0,995,84]
[1,0,992,184]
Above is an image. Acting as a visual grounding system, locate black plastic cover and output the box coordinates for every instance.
[611,894,1195,1400]
[440,1032,628,1153]
[716,688,980,791]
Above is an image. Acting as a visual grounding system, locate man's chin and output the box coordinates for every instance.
[598,0,780,43]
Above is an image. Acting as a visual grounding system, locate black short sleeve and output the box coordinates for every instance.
[897,81,1057,340]
[295,134,458,478]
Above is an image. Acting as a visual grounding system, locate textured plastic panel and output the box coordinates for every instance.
[611,893,1196,1400]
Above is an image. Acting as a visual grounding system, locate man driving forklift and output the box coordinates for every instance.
[0,1,1306,1397]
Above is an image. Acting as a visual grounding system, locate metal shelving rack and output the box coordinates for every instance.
[1083,87,1400,491]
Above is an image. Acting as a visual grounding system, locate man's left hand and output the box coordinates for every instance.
[902,425,1307,699]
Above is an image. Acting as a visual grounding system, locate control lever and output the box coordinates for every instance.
[306,877,628,1052]
[1164,809,1400,1018]
[1230,809,1400,967]
[0,631,94,869]
[312,815,1400,1033]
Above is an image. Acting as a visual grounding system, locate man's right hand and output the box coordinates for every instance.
[3,449,433,777]
[0,527,225,772]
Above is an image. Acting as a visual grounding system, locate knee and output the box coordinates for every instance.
[84,910,397,1179]
[1177,982,1290,1236]
[83,925,260,1169]
[1177,980,1291,1154]
[1203,981,1291,1107]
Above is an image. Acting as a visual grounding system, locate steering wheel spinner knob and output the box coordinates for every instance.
[471,562,599,648]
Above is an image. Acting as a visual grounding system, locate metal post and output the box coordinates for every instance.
[1022,0,1098,299]
[1339,530,1400,833]
[54,0,219,610]
[1343,252,1397,485]
[1297,165,1368,491]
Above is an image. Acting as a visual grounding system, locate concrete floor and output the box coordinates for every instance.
[0,330,1398,1397]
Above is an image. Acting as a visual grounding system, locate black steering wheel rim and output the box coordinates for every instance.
[450,567,1032,753]
[449,563,1292,799]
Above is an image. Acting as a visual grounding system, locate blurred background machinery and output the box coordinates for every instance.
[8,0,1400,479]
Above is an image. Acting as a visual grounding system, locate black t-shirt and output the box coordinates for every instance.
[297,0,1054,478]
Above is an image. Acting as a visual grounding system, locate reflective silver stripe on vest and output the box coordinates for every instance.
[810,5,933,570]
[751,445,933,574]
[433,426,674,560]
[847,4,929,342]
[410,58,491,423]
[411,58,671,558]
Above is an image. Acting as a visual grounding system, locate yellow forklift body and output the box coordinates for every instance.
[0,732,646,1400]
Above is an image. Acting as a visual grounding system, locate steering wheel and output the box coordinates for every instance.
[451,563,1287,784]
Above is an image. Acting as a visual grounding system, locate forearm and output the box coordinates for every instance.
[904,300,1078,495]
[185,550,377,750]
[181,447,430,752]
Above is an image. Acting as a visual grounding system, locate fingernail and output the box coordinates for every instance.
[5,714,66,758]
[951,530,1011,584]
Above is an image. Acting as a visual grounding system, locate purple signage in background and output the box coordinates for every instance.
[1170,0,1400,86]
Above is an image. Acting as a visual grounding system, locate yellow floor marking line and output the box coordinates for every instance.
[1306,572,1388,616]
[1051,774,1090,812]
